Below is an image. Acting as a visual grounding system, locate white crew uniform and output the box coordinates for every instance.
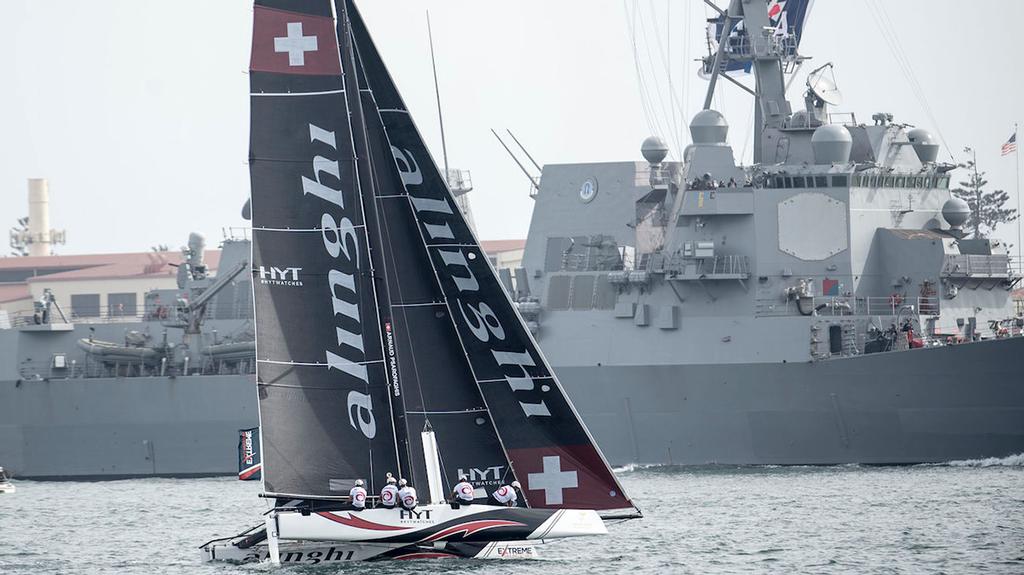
[380,484,399,508]
[492,485,518,506]
[398,485,418,510]
[349,485,367,510]
[453,481,475,504]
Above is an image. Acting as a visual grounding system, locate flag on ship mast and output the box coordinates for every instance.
[1002,131,1017,156]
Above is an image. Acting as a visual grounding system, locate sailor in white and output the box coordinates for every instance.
[451,475,475,507]
[349,479,367,511]
[397,478,418,510]
[380,475,399,509]
[491,481,521,507]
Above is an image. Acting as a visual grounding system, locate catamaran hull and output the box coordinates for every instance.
[201,539,540,563]
[201,504,603,564]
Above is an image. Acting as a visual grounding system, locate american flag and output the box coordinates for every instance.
[1002,132,1017,156]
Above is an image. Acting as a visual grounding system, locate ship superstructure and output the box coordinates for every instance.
[508,0,1024,464]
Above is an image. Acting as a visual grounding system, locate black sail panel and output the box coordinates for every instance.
[249,0,399,499]
[351,53,516,496]
[346,0,639,516]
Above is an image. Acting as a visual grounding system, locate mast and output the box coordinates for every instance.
[335,0,413,482]
[427,11,449,180]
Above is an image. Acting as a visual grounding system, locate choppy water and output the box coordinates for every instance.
[2,457,1022,574]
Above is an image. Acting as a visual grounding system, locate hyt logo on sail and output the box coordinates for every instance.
[258,266,303,286]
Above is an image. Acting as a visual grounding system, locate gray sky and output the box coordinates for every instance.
[2,0,1022,256]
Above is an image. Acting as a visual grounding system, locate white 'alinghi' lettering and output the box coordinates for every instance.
[398,146,552,419]
[306,122,375,439]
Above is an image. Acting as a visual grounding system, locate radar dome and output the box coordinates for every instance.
[811,124,852,165]
[690,109,728,145]
[907,128,940,163]
[942,197,971,229]
[641,136,669,165]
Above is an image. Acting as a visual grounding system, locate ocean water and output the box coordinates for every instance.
[1,457,1022,574]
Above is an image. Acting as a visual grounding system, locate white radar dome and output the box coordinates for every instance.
[907,128,940,163]
[811,124,853,165]
[641,136,669,165]
[942,197,971,229]
[690,109,728,145]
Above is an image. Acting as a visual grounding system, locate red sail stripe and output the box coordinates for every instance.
[317,512,411,531]
[420,520,526,543]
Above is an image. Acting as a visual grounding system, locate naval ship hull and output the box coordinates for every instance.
[558,336,1024,466]
[3,337,1021,479]
[0,374,258,480]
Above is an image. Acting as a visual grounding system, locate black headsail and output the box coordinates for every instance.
[338,0,518,498]
[249,0,402,499]
[345,0,640,518]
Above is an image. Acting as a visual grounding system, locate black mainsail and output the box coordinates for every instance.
[249,0,402,498]
[249,0,638,518]
[345,0,639,517]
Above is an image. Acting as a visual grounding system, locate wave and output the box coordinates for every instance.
[939,453,1024,468]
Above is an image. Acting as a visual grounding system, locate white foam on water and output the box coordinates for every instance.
[942,453,1024,468]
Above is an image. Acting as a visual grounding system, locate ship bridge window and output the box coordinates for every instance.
[884,176,895,187]
[793,177,806,189]
[895,176,906,188]
[832,175,849,187]
[815,176,828,188]
[938,176,950,188]
[775,176,785,188]
[924,176,934,188]
[852,175,862,187]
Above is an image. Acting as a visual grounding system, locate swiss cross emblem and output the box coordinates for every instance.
[526,456,578,505]
[250,6,342,76]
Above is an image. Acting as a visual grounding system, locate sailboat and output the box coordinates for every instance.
[200,0,640,564]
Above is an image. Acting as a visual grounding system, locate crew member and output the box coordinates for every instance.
[349,479,367,511]
[380,475,399,509]
[451,475,475,507]
[398,478,418,511]
[492,481,521,507]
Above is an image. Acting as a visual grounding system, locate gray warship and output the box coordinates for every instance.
[1,0,1022,479]
[509,0,1024,465]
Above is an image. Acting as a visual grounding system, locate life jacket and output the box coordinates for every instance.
[380,484,399,508]
[492,485,517,505]
[349,486,367,509]
[398,486,418,509]
[453,481,475,502]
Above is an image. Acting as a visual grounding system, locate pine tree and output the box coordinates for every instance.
[951,147,1017,238]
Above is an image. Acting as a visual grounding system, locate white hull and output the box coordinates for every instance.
[201,504,604,563]
[0,482,14,494]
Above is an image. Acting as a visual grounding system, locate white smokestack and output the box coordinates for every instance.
[28,178,51,257]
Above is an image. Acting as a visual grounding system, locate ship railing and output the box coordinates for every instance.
[8,300,254,328]
[15,355,257,380]
[659,254,750,279]
[942,254,1017,278]
[827,112,859,126]
[222,227,251,241]
[755,296,941,317]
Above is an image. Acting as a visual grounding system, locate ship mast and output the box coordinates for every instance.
[702,0,803,164]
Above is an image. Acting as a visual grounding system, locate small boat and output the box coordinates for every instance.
[0,467,15,494]
[201,0,640,564]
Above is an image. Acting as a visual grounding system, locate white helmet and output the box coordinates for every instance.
[399,478,408,487]
[354,479,364,487]
[386,475,397,484]
[511,481,521,489]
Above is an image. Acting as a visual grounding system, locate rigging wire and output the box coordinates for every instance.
[864,0,955,161]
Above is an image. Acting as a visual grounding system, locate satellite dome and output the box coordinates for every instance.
[690,109,728,145]
[641,136,669,165]
[942,197,971,229]
[907,128,940,163]
[811,124,852,165]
